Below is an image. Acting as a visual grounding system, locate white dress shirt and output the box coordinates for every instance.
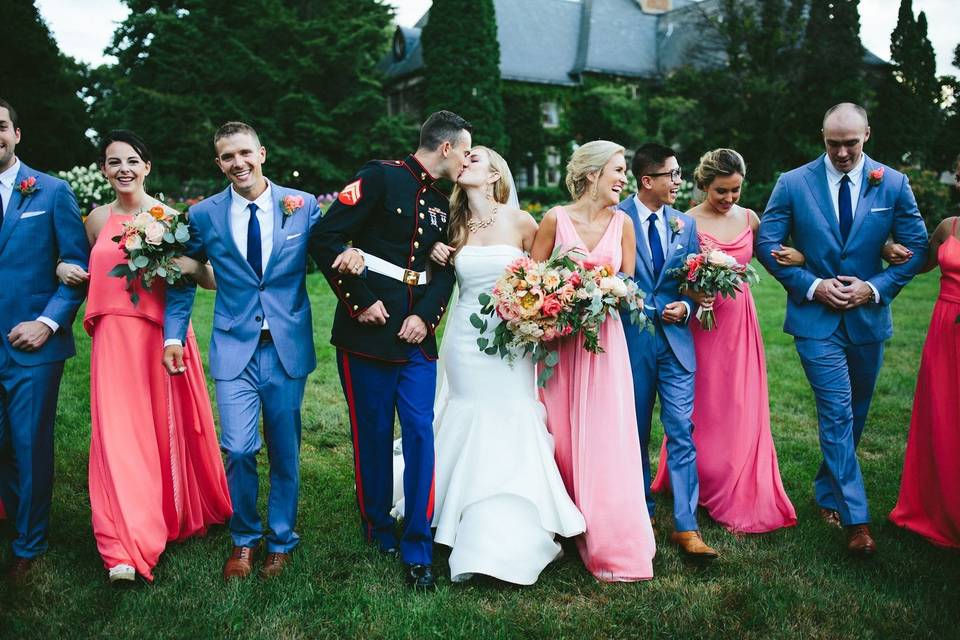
[633,195,691,319]
[805,155,879,303]
[1,158,59,332]
[230,182,274,330]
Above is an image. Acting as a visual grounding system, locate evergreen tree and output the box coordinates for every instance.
[1,0,92,170]
[421,0,507,152]
[89,0,402,195]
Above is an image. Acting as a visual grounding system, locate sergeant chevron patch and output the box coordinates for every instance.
[339,179,362,206]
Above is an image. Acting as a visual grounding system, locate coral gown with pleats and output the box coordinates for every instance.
[890,221,960,549]
[85,212,231,581]
[652,225,796,533]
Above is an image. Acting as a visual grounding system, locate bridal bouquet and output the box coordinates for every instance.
[109,205,191,305]
[667,244,759,330]
[471,248,647,386]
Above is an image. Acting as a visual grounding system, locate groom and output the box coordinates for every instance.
[164,121,321,579]
[619,143,717,558]
[0,98,89,581]
[309,110,469,589]
[757,103,928,555]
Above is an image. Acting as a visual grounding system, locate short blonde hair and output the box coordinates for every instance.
[565,140,625,201]
[693,148,746,190]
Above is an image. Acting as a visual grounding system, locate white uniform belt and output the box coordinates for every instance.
[359,251,429,286]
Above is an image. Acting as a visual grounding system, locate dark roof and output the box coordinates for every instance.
[380,0,888,86]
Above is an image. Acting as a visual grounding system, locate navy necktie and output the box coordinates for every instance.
[0,189,5,231]
[246,202,262,278]
[648,212,665,278]
[838,174,853,243]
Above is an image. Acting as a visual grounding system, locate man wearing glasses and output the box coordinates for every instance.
[617,143,718,559]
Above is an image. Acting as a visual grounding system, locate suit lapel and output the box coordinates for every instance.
[209,186,259,280]
[803,156,842,245]
[0,163,35,255]
[619,196,654,280]
[845,155,880,247]
[262,183,287,280]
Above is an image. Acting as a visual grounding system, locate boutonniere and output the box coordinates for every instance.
[668,216,685,238]
[18,176,39,196]
[280,194,305,227]
[868,167,884,187]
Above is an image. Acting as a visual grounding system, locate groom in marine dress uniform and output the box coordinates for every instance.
[310,110,471,590]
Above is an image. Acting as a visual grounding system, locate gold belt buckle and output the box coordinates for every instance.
[402,269,420,286]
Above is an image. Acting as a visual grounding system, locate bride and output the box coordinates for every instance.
[388,146,584,584]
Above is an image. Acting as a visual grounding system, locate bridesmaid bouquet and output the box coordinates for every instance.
[667,244,759,330]
[471,248,647,386]
[109,205,191,305]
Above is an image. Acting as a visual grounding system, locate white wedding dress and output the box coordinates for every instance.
[393,244,585,584]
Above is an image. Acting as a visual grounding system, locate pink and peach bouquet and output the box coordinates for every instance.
[667,243,759,330]
[109,204,192,305]
[471,248,647,386]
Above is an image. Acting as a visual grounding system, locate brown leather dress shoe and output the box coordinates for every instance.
[6,556,35,583]
[670,530,719,559]
[259,552,291,579]
[819,507,842,529]
[223,545,257,581]
[846,524,877,557]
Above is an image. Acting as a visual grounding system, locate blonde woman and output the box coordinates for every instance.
[530,140,656,581]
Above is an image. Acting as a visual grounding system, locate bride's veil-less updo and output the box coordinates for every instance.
[564,140,625,201]
[447,146,518,257]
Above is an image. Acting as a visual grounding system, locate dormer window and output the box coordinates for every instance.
[393,27,407,61]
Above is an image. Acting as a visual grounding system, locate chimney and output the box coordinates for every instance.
[639,0,672,14]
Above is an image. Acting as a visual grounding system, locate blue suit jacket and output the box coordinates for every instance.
[0,162,88,365]
[756,154,928,344]
[164,183,321,380]
[618,196,699,373]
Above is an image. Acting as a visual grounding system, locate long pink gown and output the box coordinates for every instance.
[889,221,960,549]
[85,213,231,581]
[651,224,797,533]
[539,207,655,582]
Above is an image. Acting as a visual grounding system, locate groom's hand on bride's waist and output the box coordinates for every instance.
[358,300,389,326]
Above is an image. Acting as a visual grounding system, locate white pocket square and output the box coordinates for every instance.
[20,210,47,219]
[676,243,683,250]
[285,232,303,240]
[870,207,891,213]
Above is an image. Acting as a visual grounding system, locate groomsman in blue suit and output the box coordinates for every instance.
[0,99,89,581]
[619,143,717,558]
[757,103,928,556]
[164,122,321,580]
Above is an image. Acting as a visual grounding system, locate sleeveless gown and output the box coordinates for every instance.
[418,244,585,584]
[539,208,656,582]
[651,225,797,533]
[889,221,960,548]
[85,213,231,581]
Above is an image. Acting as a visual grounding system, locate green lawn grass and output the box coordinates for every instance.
[1,268,958,639]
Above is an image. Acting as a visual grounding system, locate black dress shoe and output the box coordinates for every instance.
[405,563,436,590]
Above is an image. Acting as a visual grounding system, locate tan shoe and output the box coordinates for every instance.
[670,530,719,559]
[818,507,842,529]
[259,552,291,579]
[846,525,877,557]
[223,545,258,581]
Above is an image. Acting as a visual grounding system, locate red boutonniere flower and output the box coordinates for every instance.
[280,194,305,227]
[868,167,884,187]
[18,176,39,196]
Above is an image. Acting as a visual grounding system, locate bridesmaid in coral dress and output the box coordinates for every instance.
[889,198,960,549]
[651,149,797,533]
[531,141,655,581]
[58,130,231,583]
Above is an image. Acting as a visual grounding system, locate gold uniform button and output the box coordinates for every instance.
[345,292,351,298]
[419,213,425,219]
[337,279,342,285]
[396,207,402,214]
[440,306,445,312]
[352,304,359,311]
[419,199,425,205]
[414,241,420,248]
[421,172,426,179]
[417,227,424,235]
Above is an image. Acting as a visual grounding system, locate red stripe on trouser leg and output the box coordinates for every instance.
[426,455,436,522]
[340,351,373,540]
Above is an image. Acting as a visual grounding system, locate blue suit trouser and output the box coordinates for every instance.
[0,346,64,558]
[626,322,700,532]
[795,321,883,526]
[336,347,435,565]
[215,340,306,553]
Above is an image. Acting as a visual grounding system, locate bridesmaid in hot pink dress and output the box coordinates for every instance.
[889,210,960,549]
[59,131,231,583]
[531,141,655,581]
[651,149,796,533]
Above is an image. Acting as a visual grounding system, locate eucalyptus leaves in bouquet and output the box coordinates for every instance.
[109,205,191,305]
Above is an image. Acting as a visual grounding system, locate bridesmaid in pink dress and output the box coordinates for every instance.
[889,204,960,549]
[531,141,655,581]
[651,149,797,533]
[58,131,231,583]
